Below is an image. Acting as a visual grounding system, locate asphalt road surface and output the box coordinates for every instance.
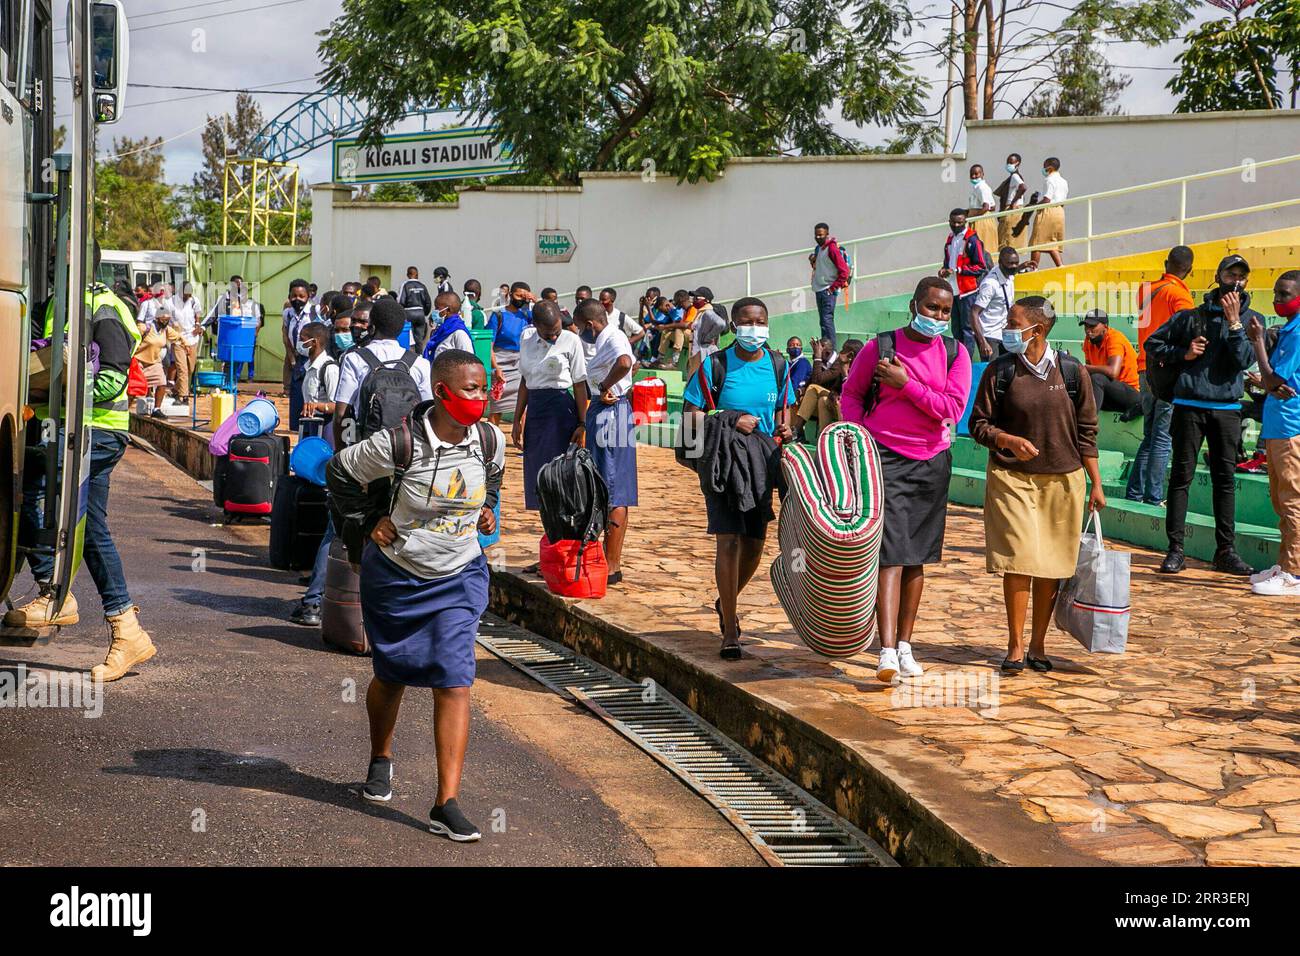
[0,442,760,867]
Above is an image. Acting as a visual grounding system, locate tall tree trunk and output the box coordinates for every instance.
[982,0,1002,119]
[963,0,981,121]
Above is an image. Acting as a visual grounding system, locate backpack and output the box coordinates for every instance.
[992,350,1083,403]
[352,345,422,442]
[536,444,610,581]
[840,245,854,284]
[675,344,790,470]
[863,329,960,415]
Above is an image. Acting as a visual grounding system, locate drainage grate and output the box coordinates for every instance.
[477,616,894,868]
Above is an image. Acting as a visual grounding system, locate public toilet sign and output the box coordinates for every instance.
[536,229,577,263]
[332,126,520,184]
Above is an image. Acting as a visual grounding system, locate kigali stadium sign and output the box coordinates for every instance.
[332,126,520,184]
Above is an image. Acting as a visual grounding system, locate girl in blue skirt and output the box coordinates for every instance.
[328,349,505,842]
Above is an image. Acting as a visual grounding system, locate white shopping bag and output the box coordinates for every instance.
[1054,511,1130,654]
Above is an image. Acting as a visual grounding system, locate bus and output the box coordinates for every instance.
[97,249,187,295]
[1,0,128,622]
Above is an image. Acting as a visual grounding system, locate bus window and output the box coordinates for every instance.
[134,271,147,289]
[171,266,186,289]
[149,271,163,287]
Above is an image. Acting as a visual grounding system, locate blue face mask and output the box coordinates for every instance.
[333,332,353,350]
[1001,327,1035,354]
[734,326,769,352]
[911,314,947,339]
[1005,163,1017,174]
[788,347,803,359]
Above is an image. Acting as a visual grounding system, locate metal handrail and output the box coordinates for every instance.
[578,152,1300,303]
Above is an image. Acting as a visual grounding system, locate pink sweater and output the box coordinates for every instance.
[841,332,973,460]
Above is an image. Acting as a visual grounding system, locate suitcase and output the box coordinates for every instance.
[298,415,328,441]
[269,474,330,570]
[222,434,289,518]
[321,538,369,654]
[212,454,228,508]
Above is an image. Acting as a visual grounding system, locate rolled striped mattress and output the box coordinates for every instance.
[769,422,885,658]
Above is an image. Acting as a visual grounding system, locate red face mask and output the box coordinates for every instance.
[1275,293,1300,319]
[438,385,487,426]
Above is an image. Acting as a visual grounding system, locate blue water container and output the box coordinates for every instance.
[237,397,280,436]
[217,314,258,365]
[957,361,989,436]
[290,436,333,487]
[478,498,501,550]
[398,321,412,349]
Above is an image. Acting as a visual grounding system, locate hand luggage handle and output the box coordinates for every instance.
[1085,509,1104,548]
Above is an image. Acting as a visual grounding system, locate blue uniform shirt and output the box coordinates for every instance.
[1263,316,1300,440]
[683,346,790,436]
[488,306,530,351]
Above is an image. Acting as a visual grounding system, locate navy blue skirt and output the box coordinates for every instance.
[523,387,579,510]
[359,546,489,688]
[587,395,639,508]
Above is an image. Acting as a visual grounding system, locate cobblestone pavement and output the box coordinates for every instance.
[493,442,1300,866]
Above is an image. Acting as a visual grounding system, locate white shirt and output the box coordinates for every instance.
[1007,170,1026,208]
[171,295,202,347]
[1019,347,1058,381]
[945,232,963,295]
[968,179,995,211]
[137,297,159,324]
[302,349,340,405]
[519,326,587,391]
[333,338,433,409]
[432,327,474,358]
[972,267,1016,338]
[586,324,635,399]
[1043,170,1069,204]
[607,309,643,339]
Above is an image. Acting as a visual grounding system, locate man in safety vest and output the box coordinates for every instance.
[7,247,157,681]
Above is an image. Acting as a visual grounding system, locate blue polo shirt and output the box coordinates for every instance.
[488,306,530,351]
[682,346,790,436]
[1263,316,1300,440]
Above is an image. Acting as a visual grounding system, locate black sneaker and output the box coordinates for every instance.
[1213,550,1253,576]
[290,601,321,627]
[361,757,393,803]
[428,798,481,842]
[1158,548,1185,574]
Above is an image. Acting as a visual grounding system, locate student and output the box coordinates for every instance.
[599,287,646,354]
[653,289,694,369]
[842,277,972,682]
[433,266,453,296]
[486,282,534,426]
[1248,270,1300,595]
[1080,308,1142,418]
[282,278,320,431]
[682,296,793,659]
[424,291,474,359]
[790,338,862,439]
[787,336,813,396]
[1029,158,1069,269]
[397,266,433,348]
[967,163,998,255]
[327,349,504,842]
[332,298,433,447]
[136,301,181,416]
[570,299,637,584]
[1126,246,1195,505]
[1148,255,1261,577]
[969,297,1103,673]
[513,300,589,509]
[809,222,851,342]
[969,246,1020,361]
[687,287,725,376]
[462,279,487,328]
[993,154,1029,255]
[939,208,991,357]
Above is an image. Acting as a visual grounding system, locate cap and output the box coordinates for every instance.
[1217,254,1250,276]
[434,266,450,278]
[1080,308,1109,326]
[689,286,714,301]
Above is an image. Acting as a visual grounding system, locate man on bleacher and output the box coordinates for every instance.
[1148,254,1260,577]
[1080,309,1142,420]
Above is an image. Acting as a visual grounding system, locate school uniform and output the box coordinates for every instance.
[971,267,1016,354]
[967,178,998,254]
[518,326,587,509]
[585,324,639,508]
[333,414,506,688]
[996,170,1029,252]
[488,306,530,419]
[332,338,433,411]
[1030,170,1069,252]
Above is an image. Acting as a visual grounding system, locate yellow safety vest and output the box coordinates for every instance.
[37,285,141,431]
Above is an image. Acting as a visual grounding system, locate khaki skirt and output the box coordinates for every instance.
[1030,205,1065,251]
[984,464,1084,578]
[971,214,999,258]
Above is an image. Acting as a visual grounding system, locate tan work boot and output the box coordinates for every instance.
[91,606,157,683]
[3,590,79,628]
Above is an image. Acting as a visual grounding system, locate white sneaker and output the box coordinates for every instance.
[877,647,899,684]
[897,641,924,677]
[1250,564,1282,585]
[1252,571,1300,596]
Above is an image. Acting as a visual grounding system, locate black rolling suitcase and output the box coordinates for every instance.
[321,538,369,654]
[269,475,329,570]
[212,454,228,507]
[222,434,288,519]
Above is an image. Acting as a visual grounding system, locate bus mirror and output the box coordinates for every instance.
[91,0,128,124]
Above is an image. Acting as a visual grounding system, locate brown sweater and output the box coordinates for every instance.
[970,354,1098,474]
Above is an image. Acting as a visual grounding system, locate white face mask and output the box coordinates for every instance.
[734,325,769,351]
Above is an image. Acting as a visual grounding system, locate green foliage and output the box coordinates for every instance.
[320,0,930,183]
[94,138,178,250]
[1168,0,1296,112]
[1022,34,1131,117]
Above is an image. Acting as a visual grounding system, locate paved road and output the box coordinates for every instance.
[0,443,760,867]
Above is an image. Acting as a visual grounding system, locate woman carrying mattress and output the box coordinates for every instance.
[842,277,973,683]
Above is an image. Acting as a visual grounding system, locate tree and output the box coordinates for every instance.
[95,138,177,250]
[1168,0,1298,112]
[320,0,930,184]
[1021,33,1131,117]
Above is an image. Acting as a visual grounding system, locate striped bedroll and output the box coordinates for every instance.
[770,422,885,658]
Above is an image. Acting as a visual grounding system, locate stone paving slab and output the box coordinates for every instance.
[490,443,1300,866]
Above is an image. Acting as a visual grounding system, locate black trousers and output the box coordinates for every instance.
[1089,371,1142,416]
[1165,405,1241,553]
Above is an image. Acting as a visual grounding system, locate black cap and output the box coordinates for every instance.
[434,266,450,278]
[1216,254,1250,277]
[1079,308,1109,326]
[689,286,713,301]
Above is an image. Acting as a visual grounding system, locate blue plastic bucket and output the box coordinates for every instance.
[397,320,412,349]
[195,370,226,389]
[236,397,280,436]
[290,436,333,487]
[217,314,258,364]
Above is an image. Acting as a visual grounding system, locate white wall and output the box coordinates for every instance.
[313,109,1300,308]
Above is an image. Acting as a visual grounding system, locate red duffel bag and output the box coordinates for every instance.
[126,357,149,398]
[539,534,608,599]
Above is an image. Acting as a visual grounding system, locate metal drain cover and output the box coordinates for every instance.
[478,616,894,867]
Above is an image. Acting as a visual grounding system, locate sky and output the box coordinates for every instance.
[55,0,1229,187]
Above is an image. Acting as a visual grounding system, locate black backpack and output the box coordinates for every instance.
[864,328,960,415]
[353,345,422,442]
[992,349,1083,402]
[537,445,609,580]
